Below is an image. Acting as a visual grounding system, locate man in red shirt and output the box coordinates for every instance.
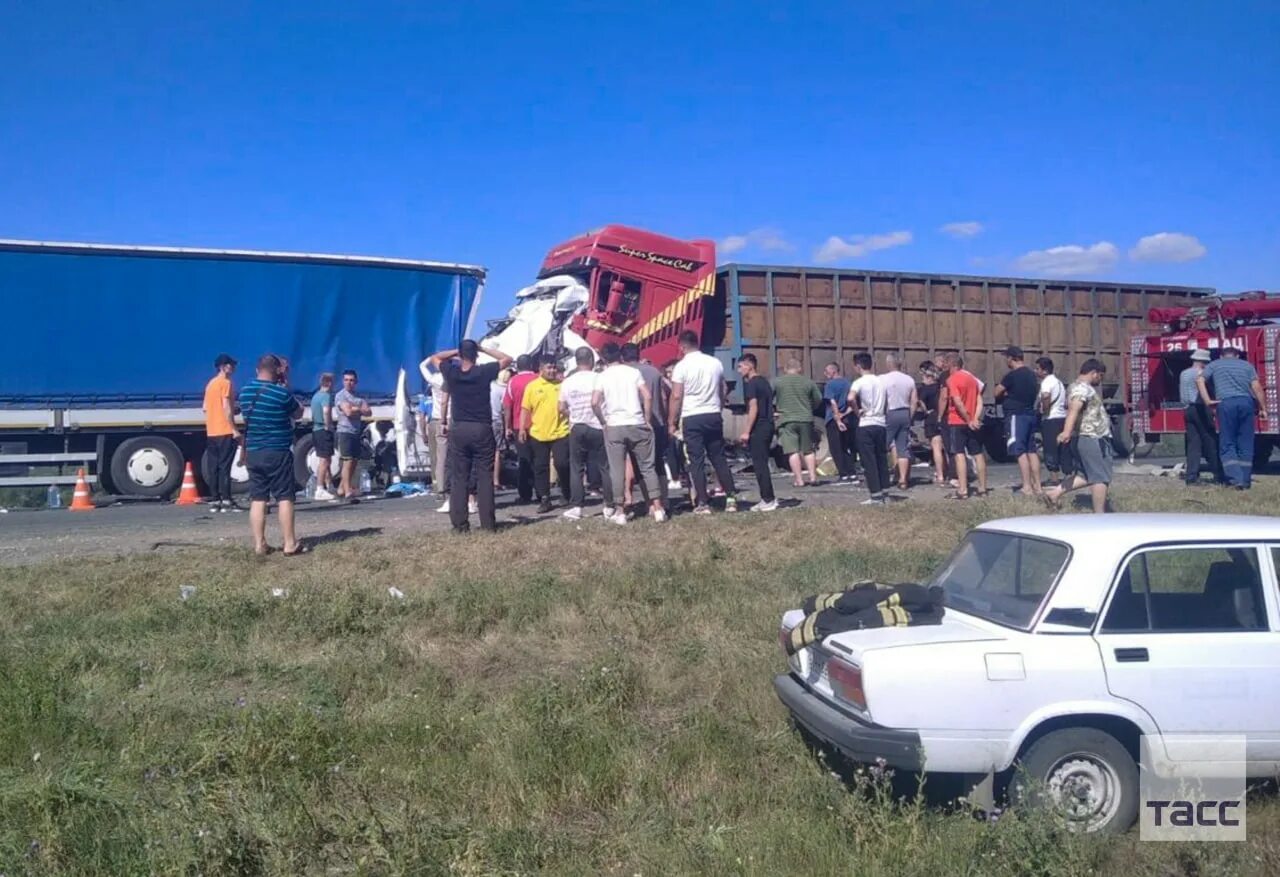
[502,354,538,502]
[942,352,988,499]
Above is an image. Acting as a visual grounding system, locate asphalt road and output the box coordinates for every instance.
[0,458,1190,567]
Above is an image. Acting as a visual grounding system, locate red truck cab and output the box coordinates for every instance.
[539,225,717,365]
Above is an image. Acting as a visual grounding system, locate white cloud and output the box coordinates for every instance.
[1014,242,1120,277]
[813,230,913,264]
[718,227,793,256]
[940,221,984,239]
[1129,232,1206,263]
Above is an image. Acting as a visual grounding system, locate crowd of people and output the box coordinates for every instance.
[202,333,1269,548]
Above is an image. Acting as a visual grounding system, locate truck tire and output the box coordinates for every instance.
[1009,728,1139,835]
[292,433,342,489]
[109,436,184,498]
[982,418,1009,463]
[200,446,251,495]
[1253,437,1273,471]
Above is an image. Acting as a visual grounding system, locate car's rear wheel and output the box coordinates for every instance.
[1009,728,1139,834]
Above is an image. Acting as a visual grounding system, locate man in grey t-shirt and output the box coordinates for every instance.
[333,369,371,500]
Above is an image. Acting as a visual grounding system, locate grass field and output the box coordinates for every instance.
[2,483,1279,875]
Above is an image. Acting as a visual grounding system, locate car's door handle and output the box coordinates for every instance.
[1114,647,1149,663]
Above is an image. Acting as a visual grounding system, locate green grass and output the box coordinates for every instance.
[2,484,1279,874]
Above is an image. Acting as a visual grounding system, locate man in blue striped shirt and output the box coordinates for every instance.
[237,353,305,555]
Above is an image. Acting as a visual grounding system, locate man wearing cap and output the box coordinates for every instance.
[1197,346,1268,489]
[1180,349,1222,485]
[1044,359,1111,513]
[994,346,1042,496]
[202,353,241,512]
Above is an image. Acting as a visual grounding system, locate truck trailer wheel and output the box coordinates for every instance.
[1008,728,1139,835]
[109,436,184,498]
[293,433,342,489]
[200,446,251,495]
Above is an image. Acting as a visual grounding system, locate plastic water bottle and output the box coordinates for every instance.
[46,484,62,509]
[359,469,373,496]
[305,473,317,500]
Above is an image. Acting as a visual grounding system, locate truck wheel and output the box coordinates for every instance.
[982,419,1010,463]
[1009,728,1139,834]
[200,447,251,495]
[292,434,341,489]
[1253,438,1273,471]
[110,436,184,498]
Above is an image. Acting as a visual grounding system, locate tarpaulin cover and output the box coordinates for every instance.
[0,247,482,401]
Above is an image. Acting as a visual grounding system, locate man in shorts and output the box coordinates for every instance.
[309,372,337,501]
[1044,359,1111,513]
[237,353,304,555]
[773,358,822,487]
[880,353,917,490]
[333,369,371,501]
[943,352,987,499]
[995,346,1042,496]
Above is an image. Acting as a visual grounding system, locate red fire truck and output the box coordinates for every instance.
[1129,292,1280,465]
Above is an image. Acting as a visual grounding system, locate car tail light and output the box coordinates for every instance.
[826,657,867,710]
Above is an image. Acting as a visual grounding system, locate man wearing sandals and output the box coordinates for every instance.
[1043,359,1111,513]
[238,353,305,555]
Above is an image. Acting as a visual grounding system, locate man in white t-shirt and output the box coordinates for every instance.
[667,330,737,514]
[1035,356,1068,477]
[848,352,890,505]
[558,347,613,520]
[592,342,667,524]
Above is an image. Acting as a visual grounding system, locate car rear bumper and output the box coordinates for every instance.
[774,673,924,771]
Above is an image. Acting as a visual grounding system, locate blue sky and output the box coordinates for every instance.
[2,1,1277,325]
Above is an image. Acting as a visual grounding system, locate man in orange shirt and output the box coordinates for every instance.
[203,353,241,511]
[942,352,988,499]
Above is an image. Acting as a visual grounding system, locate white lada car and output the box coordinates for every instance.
[775,514,1280,833]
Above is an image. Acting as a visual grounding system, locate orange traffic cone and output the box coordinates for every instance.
[175,461,202,505]
[69,468,95,511]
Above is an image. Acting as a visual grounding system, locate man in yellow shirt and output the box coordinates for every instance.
[521,354,571,513]
[202,353,241,511]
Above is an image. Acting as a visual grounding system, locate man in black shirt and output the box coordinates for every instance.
[994,345,1042,496]
[425,339,513,532]
[735,354,777,511]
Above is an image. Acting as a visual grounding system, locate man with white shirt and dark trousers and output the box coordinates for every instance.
[424,340,513,533]
[668,331,737,515]
[1035,357,1067,478]
[559,346,614,520]
[848,353,891,505]
[592,342,667,524]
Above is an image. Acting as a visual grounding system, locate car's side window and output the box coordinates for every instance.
[1102,546,1267,632]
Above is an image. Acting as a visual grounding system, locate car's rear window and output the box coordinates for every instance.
[928,530,1069,629]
